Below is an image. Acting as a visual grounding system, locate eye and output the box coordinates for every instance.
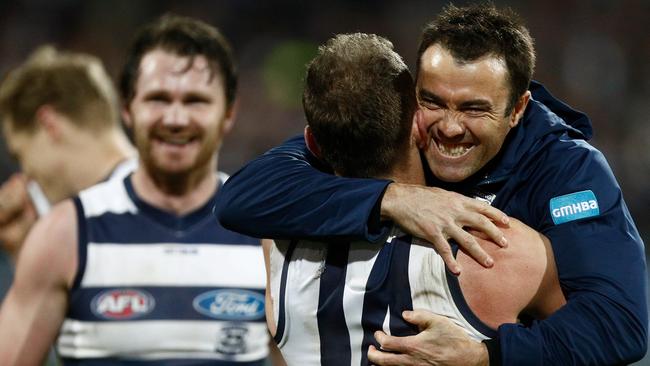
[184,95,211,105]
[462,107,488,117]
[419,98,441,110]
[144,93,170,104]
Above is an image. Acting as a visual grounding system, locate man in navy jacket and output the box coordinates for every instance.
[215,4,647,365]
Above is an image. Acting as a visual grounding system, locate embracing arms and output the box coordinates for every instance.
[215,135,509,274]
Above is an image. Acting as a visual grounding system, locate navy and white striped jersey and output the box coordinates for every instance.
[270,227,496,366]
[57,172,268,365]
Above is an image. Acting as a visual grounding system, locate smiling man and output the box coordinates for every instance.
[416,43,527,183]
[0,15,270,365]
[215,4,647,365]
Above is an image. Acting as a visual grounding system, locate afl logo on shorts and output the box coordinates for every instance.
[91,289,155,320]
[193,289,265,320]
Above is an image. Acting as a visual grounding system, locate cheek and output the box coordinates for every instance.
[476,125,509,159]
[421,110,443,130]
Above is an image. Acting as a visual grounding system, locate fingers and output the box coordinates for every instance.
[471,215,508,248]
[373,331,413,354]
[474,200,510,227]
[446,225,493,268]
[0,174,30,223]
[367,345,414,366]
[430,232,462,275]
[401,309,437,330]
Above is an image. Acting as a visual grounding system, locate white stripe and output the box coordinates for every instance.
[343,241,382,366]
[80,178,137,218]
[408,241,488,341]
[82,243,265,288]
[108,158,138,181]
[382,306,391,336]
[57,319,268,361]
[273,240,325,365]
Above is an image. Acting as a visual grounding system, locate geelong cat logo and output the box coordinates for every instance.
[193,289,265,320]
[549,190,599,225]
[91,289,155,320]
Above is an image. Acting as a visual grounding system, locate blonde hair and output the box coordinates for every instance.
[0,45,119,133]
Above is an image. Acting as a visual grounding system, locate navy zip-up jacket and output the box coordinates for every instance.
[215,81,648,365]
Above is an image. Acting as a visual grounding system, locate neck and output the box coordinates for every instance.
[131,156,218,216]
[377,142,425,185]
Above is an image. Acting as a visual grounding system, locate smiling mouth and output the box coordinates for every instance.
[156,135,197,146]
[434,140,474,157]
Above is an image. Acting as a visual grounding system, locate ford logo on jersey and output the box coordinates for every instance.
[549,190,599,225]
[91,289,155,320]
[193,289,265,320]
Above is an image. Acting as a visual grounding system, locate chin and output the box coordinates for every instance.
[432,168,473,183]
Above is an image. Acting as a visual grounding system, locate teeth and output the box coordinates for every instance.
[161,137,192,145]
[436,141,471,157]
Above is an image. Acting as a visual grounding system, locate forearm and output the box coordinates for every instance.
[0,289,62,366]
[216,135,391,241]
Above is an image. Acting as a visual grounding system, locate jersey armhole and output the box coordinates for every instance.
[70,197,88,291]
[446,244,498,338]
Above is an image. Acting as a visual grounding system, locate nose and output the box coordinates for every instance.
[437,111,465,139]
[162,102,190,126]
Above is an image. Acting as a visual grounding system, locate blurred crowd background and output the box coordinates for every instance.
[0,0,648,363]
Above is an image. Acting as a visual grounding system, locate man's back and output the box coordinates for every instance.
[267,219,563,365]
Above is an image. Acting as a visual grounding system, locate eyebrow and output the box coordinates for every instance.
[458,99,492,110]
[418,89,493,110]
[417,89,446,106]
[183,91,213,101]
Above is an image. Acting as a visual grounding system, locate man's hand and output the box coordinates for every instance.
[368,310,489,366]
[381,183,509,274]
[0,173,37,258]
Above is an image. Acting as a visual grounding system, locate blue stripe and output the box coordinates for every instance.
[273,240,297,344]
[66,286,266,322]
[446,242,497,338]
[82,176,259,245]
[387,237,418,335]
[124,175,217,231]
[85,213,259,245]
[61,357,266,366]
[71,197,88,291]
[360,236,418,365]
[317,242,351,366]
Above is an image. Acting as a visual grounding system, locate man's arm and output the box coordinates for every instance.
[0,200,77,366]
[262,239,287,366]
[216,135,509,273]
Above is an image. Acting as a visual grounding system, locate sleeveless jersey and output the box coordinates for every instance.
[57,173,269,365]
[270,227,496,366]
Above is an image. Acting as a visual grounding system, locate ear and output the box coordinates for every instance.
[221,99,240,136]
[303,125,322,159]
[414,108,429,150]
[35,105,63,141]
[121,105,133,129]
[509,90,531,128]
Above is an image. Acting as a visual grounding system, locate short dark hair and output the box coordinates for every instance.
[416,3,535,114]
[303,33,416,178]
[0,46,118,133]
[119,14,237,108]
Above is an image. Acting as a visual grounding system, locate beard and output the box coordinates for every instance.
[133,121,221,195]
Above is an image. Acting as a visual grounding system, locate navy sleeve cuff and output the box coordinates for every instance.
[366,182,393,243]
[483,337,502,366]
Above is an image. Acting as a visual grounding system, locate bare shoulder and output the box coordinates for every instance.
[13,199,78,289]
[457,218,551,329]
